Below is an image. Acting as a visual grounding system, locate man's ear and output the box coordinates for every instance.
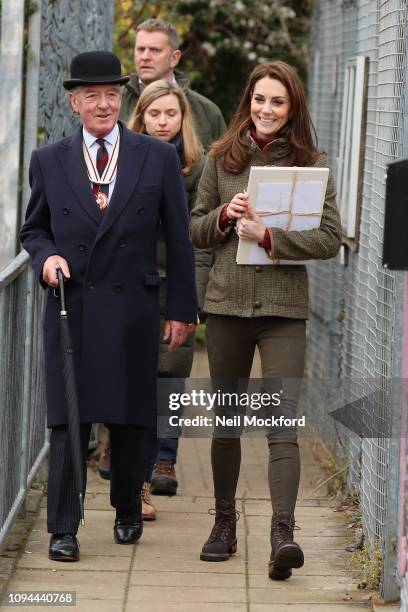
[170,49,182,69]
[68,92,79,114]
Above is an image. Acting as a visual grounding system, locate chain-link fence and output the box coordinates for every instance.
[307,0,407,601]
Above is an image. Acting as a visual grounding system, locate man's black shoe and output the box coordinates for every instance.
[113,518,143,544]
[48,534,79,562]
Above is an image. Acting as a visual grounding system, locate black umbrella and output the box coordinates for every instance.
[57,269,85,525]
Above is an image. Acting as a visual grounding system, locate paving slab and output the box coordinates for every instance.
[126,585,248,604]
[250,605,370,611]
[130,570,245,588]
[132,553,246,574]
[248,588,368,605]
[126,605,247,612]
[4,568,127,600]
[17,551,131,572]
[1,599,122,612]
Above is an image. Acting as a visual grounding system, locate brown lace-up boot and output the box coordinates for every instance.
[150,459,178,496]
[200,500,240,562]
[268,511,304,580]
[141,482,157,521]
[97,445,111,480]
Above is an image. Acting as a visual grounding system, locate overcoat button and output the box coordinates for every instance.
[87,283,94,290]
[254,300,261,308]
[114,284,122,293]
[78,243,86,252]
[255,266,262,272]
[119,240,125,248]
[63,208,70,215]
[138,208,145,216]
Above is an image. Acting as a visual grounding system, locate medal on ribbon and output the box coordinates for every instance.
[83,132,120,211]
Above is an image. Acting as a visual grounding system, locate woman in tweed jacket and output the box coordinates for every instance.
[190,61,342,579]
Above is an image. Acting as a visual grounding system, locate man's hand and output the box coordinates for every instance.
[236,206,266,242]
[163,320,195,352]
[42,255,70,287]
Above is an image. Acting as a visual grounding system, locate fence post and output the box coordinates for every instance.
[381,259,406,601]
[0,0,25,269]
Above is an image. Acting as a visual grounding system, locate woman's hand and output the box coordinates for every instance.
[236,206,266,242]
[226,193,249,220]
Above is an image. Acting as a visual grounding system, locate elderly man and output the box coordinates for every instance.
[20,51,197,562]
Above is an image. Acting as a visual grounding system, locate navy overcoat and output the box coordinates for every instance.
[20,123,197,427]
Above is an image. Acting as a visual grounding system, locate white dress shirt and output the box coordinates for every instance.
[82,123,119,200]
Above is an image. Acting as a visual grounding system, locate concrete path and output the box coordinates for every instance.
[0,346,388,611]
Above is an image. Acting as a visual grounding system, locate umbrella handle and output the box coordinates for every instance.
[57,268,67,315]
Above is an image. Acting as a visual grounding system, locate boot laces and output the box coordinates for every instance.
[154,459,173,475]
[271,512,299,546]
[141,483,152,505]
[207,508,240,543]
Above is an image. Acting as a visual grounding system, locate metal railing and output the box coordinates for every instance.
[0,251,48,549]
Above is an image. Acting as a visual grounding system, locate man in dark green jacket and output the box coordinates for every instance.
[119,18,226,150]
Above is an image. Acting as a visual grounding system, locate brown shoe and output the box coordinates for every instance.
[141,482,157,521]
[97,445,111,480]
[268,511,304,580]
[200,499,239,562]
[150,459,178,495]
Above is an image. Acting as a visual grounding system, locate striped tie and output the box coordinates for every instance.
[92,138,109,214]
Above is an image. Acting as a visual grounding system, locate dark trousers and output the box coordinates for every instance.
[144,436,179,482]
[206,314,306,514]
[144,374,184,481]
[47,423,150,534]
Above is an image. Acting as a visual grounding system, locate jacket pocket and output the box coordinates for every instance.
[144,272,161,286]
[206,258,227,302]
[137,185,161,194]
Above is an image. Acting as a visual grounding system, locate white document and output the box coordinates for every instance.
[236,166,329,265]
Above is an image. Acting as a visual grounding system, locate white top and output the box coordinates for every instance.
[82,123,119,198]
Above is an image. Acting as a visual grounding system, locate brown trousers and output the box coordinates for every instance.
[206,314,306,514]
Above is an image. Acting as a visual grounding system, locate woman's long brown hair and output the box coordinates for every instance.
[128,80,204,174]
[212,61,318,174]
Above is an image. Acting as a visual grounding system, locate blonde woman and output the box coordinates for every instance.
[129,80,212,515]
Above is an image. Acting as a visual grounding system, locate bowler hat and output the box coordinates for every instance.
[63,51,129,90]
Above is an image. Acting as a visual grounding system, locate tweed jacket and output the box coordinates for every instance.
[190,139,342,319]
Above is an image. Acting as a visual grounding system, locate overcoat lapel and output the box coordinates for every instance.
[96,126,148,243]
[56,127,102,225]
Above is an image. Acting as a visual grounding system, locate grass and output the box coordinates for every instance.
[311,437,349,497]
[348,538,383,590]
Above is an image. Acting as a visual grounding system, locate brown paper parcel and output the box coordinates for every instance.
[236,166,329,265]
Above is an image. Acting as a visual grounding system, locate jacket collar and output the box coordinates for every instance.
[246,129,292,160]
[56,122,148,234]
[125,68,190,97]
